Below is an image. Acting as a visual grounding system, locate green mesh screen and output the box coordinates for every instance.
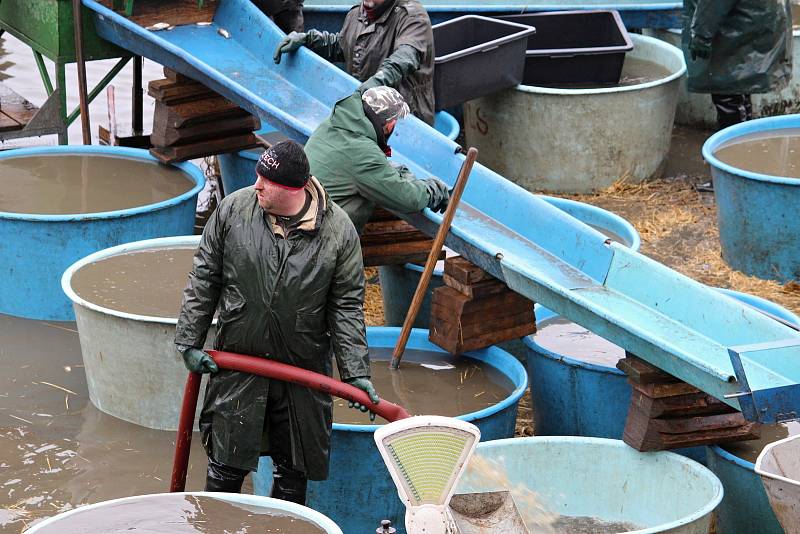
[383,426,476,506]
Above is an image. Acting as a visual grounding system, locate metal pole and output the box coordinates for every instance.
[72,0,92,144]
[132,55,143,134]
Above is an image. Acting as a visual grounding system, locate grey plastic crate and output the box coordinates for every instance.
[432,15,536,110]
[499,10,634,86]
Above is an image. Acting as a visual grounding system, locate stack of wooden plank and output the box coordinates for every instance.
[149,68,261,164]
[0,86,38,135]
[360,208,443,267]
[618,354,761,451]
[429,256,536,354]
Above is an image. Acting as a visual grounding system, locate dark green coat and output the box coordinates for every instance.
[175,179,369,479]
[304,90,430,233]
[682,0,792,94]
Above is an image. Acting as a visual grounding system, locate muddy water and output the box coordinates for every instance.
[714,129,800,179]
[32,494,325,533]
[587,224,629,246]
[722,421,800,464]
[531,316,625,368]
[332,348,514,425]
[71,247,196,318]
[0,155,195,215]
[552,515,641,533]
[552,58,671,89]
[0,314,207,531]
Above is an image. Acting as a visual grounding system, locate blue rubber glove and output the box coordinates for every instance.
[180,347,219,374]
[345,377,380,422]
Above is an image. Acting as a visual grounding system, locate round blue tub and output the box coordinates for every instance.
[457,437,722,533]
[219,111,460,195]
[524,289,799,464]
[0,146,204,321]
[705,445,784,534]
[380,196,641,328]
[252,327,527,534]
[25,492,342,533]
[703,115,800,282]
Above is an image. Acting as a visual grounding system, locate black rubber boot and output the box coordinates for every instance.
[712,94,753,130]
[269,454,308,505]
[205,455,248,493]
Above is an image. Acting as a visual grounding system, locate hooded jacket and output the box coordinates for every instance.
[175,177,369,479]
[304,89,430,233]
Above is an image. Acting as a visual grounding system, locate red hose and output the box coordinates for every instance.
[170,350,411,492]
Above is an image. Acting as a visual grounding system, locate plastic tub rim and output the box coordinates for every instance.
[24,491,343,533]
[500,9,634,56]
[755,434,800,487]
[0,146,205,222]
[433,14,537,64]
[702,113,800,186]
[475,435,724,534]
[336,327,528,433]
[526,286,800,374]
[515,33,686,95]
[62,235,202,325]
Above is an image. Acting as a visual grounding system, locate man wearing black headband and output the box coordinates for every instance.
[175,140,377,504]
[273,0,435,125]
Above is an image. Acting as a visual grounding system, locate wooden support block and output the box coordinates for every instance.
[431,286,533,320]
[358,208,442,267]
[98,124,152,149]
[629,389,734,419]
[444,256,495,285]
[442,274,507,299]
[0,85,38,132]
[430,318,536,355]
[148,79,216,105]
[616,354,681,385]
[359,219,432,247]
[149,133,260,164]
[361,240,443,268]
[154,98,248,129]
[164,67,196,84]
[629,380,700,399]
[150,114,260,146]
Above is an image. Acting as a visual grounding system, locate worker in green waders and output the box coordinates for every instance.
[304,84,450,234]
[174,140,379,503]
[682,0,793,130]
[273,0,436,125]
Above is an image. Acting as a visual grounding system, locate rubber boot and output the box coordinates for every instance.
[269,455,308,505]
[712,94,753,131]
[205,455,248,493]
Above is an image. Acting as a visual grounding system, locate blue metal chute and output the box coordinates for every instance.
[82,0,800,423]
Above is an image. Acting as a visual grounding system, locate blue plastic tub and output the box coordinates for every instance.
[218,111,460,196]
[25,492,342,533]
[524,289,800,464]
[0,146,204,321]
[380,195,640,328]
[706,445,784,534]
[703,114,800,282]
[457,436,722,533]
[252,327,527,534]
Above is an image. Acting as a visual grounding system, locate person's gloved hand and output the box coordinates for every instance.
[345,377,380,422]
[689,35,711,61]
[180,347,219,374]
[274,31,308,64]
[424,178,450,214]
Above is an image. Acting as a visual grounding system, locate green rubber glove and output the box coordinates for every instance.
[689,35,712,61]
[274,31,309,64]
[424,178,450,214]
[180,347,219,374]
[345,377,380,422]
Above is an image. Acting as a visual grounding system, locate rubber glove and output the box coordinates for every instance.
[274,31,308,63]
[180,347,219,374]
[358,44,421,91]
[274,30,342,64]
[345,377,380,422]
[424,177,450,214]
[688,35,711,61]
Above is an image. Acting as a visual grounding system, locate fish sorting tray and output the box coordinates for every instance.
[499,10,633,86]
[432,15,536,109]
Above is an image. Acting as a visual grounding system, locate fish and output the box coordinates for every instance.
[218,27,231,39]
[145,22,170,31]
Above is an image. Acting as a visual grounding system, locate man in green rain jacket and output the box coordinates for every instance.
[683,0,793,129]
[174,141,378,503]
[304,84,449,234]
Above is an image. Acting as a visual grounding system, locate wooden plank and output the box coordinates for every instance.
[164,67,196,84]
[368,207,406,223]
[359,220,431,246]
[98,124,152,149]
[430,309,535,340]
[617,354,679,385]
[150,114,260,146]
[149,133,259,164]
[430,320,537,354]
[431,286,533,320]
[442,274,508,299]
[0,85,38,129]
[443,256,495,285]
[0,111,22,132]
[154,98,247,129]
[148,79,216,105]
[629,389,734,419]
[629,379,699,399]
[361,240,444,267]
[99,0,219,27]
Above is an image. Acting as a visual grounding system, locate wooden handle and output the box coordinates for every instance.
[390,147,479,370]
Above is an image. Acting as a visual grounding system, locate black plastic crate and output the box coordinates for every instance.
[499,10,633,87]
[432,15,536,110]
